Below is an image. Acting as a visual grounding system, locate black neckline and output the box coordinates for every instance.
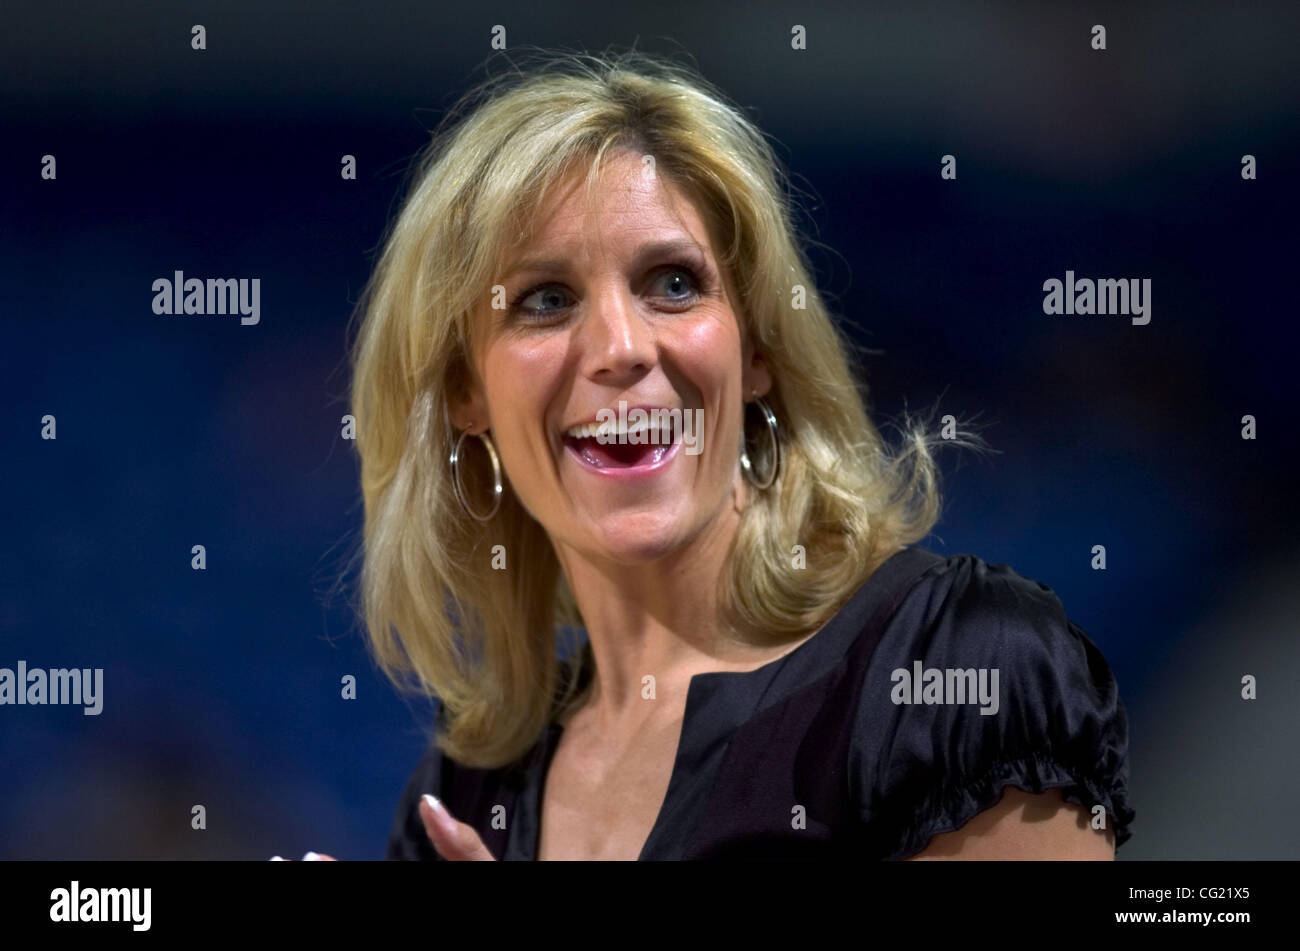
[562,544,915,709]
[519,544,941,860]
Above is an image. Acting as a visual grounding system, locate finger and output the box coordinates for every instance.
[268,851,339,861]
[419,794,497,861]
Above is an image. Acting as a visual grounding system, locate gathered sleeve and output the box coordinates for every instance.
[849,555,1135,860]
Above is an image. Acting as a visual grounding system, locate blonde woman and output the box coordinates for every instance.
[311,50,1132,861]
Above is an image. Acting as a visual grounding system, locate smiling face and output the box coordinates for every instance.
[451,149,771,567]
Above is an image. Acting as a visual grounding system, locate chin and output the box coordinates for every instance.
[586,512,697,565]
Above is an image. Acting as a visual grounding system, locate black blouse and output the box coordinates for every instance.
[386,545,1135,860]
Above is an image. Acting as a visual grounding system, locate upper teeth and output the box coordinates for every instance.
[565,417,674,441]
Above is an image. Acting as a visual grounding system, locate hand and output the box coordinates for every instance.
[270,793,496,862]
[269,851,339,861]
[417,794,497,860]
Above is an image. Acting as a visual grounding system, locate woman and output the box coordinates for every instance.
[319,50,1132,861]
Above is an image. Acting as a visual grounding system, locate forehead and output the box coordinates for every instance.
[502,151,715,264]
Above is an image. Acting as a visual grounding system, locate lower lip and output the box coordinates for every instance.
[563,438,683,479]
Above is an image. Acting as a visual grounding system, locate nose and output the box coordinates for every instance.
[576,280,656,383]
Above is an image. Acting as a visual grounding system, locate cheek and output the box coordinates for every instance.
[480,340,567,463]
[670,311,742,386]
[667,313,744,478]
[483,338,564,408]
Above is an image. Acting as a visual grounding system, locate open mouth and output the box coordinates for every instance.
[563,435,674,469]
[561,414,680,470]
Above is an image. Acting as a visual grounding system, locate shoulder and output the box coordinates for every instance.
[848,550,1135,859]
[385,740,444,861]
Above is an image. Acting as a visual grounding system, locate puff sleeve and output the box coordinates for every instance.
[849,554,1135,860]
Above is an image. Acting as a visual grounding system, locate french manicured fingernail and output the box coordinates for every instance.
[422,794,455,832]
[302,851,322,861]
[269,855,285,861]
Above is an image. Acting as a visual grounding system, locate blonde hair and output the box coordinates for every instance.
[348,48,977,768]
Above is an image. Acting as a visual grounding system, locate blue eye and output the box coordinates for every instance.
[652,266,702,301]
[506,261,709,323]
[511,284,574,318]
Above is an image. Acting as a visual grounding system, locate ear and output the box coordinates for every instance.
[446,355,490,435]
[741,334,773,402]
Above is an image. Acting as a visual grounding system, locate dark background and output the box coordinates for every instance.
[2,1,1297,860]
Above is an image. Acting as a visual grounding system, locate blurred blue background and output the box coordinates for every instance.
[2,1,1297,860]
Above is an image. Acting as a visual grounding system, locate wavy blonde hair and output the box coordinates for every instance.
[349,48,970,768]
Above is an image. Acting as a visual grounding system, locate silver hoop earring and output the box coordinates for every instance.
[739,394,780,490]
[449,428,503,521]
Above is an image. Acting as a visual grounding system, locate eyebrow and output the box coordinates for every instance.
[502,238,708,280]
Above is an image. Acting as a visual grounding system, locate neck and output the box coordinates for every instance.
[554,489,771,731]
